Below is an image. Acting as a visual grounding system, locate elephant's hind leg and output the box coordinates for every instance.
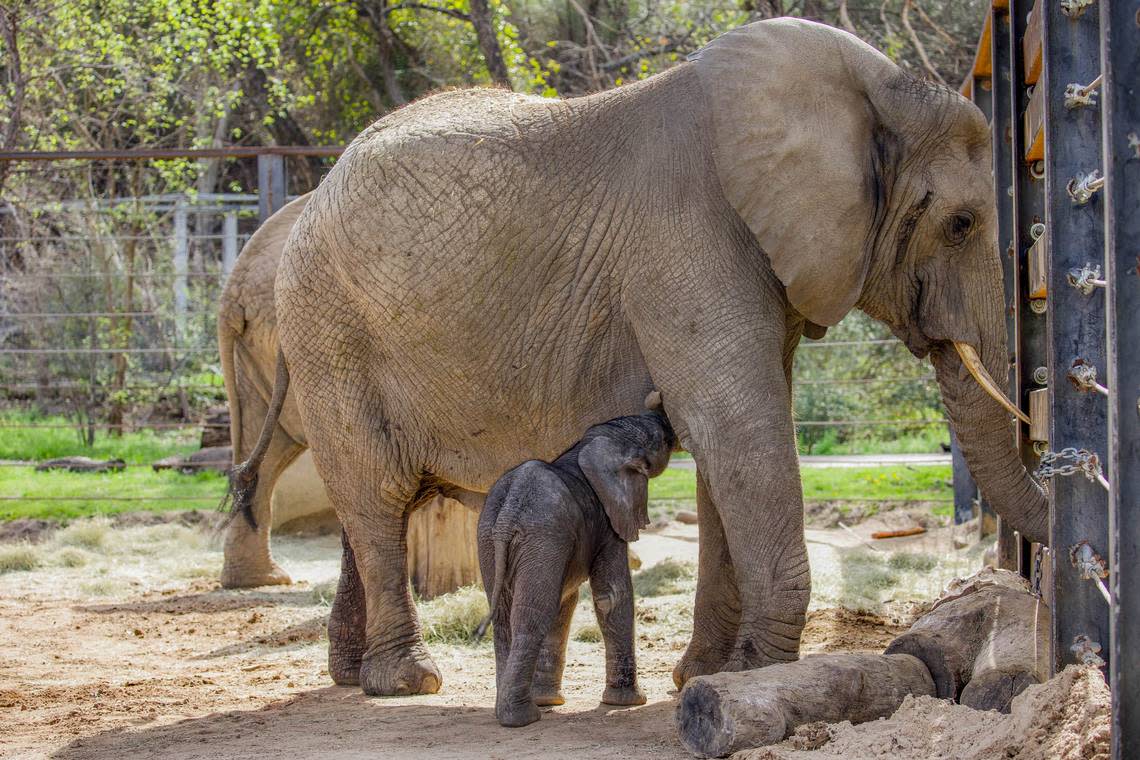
[328,528,367,685]
[532,595,576,706]
[220,416,302,588]
[313,430,442,696]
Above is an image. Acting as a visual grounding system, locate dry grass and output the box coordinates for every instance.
[418,585,490,644]
[0,544,41,574]
[632,558,696,597]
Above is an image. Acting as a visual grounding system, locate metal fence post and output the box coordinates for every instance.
[172,198,188,323]
[990,5,1022,571]
[949,428,979,526]
[1041,0,1109,675]
[1101,2,1140,756]
[1010,0,1048,587]
[257,153,287,223]
[222,211,238,276]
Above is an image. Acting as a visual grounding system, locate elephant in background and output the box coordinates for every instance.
[216,196,480,596]
[249,18,1046,697]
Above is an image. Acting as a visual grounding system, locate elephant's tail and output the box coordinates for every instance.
[222,348,290,529]
[472,536,508,643]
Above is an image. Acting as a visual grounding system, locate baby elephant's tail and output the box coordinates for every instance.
[472,536,508,643]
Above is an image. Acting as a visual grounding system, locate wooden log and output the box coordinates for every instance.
[675,653,935,757]
[884,569,1049,711]
[406,495,480,599]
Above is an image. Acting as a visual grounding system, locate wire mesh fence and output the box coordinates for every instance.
[0,150,952,511]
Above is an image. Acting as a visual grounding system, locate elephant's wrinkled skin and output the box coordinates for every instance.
[479,407,675,726]
[269,18,1047,696]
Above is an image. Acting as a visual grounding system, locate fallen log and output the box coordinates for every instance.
[35,457,125,474]
[884,569,1049,712]
[675,653,935,757]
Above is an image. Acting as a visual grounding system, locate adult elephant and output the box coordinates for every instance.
[256,19,1047,697]
[217,195,481,593]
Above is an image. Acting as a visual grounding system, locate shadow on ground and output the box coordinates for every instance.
[51,689,684,760]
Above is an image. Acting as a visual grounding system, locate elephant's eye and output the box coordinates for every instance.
[943,211,975,245]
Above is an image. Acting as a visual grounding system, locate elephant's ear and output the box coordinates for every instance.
[689,19,901,327]
[578,437,651,543]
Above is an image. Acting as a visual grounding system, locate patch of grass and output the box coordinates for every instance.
[0,410,201,463]
[417,585,489,644]
[52,547,91,567]
[0,543,41,573]
[54,517,112,550]
[310,580,338,606]
[573,623,602,643]
[888,551,939,573]
[79,578,121,596]
[799,428,950,456]
[0,466,226,521]
[632,559,696,597]
[648,466,951,518]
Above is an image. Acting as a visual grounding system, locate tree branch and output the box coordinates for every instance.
[600,41,680,72]
[0,3,26,197]
[386,2,469,22]
[901,0,946,85]
[837,0,858,35]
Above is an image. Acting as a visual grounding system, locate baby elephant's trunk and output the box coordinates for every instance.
[472,537,508,642]
[222,348,289,529]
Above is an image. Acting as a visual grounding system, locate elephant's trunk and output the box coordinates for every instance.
[931,343,1048,544]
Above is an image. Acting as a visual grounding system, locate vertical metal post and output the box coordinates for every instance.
[257,153,287,223]
[1041,0,1109,674]
[222,211,238,276]
[172,198,188,322]
[1010,0,1048,589]
[1101,2,1140,756]
[950,428,979,526]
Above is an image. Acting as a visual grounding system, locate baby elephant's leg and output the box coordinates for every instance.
[591,542,646,706]
[497,567,566,727]
[532,595,576,706]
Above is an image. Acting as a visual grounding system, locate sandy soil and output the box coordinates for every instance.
[0,513,1004,759]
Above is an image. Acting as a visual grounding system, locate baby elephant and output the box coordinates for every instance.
[478,396,676,727]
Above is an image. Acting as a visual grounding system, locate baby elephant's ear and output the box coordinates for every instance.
[578,437,651,543]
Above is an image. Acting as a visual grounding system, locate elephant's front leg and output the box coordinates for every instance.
[686,424,810,677]
[592,542,645,706]
[672,470,742,687]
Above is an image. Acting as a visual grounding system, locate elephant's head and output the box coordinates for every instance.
[579,407,676,542]
[690,19,1046,542]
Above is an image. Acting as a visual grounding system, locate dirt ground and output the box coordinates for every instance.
[1,511,1007,759]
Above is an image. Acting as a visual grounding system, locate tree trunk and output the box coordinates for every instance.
[406,495,481,598]
[884,569,1050,712]
[676,653,935,757]
[468,0,511,88]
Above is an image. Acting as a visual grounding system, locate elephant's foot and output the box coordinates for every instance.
[601,685,646,706]
[496,698,541,728]
[672,647,729,689]
[532,684,565,706]
[328,644,363,686]
[359,647,442,696]
[219,560,292,589]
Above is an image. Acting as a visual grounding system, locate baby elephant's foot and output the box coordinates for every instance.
[532,687,565,706]
[496,698,541,727]
[602,685,646,706]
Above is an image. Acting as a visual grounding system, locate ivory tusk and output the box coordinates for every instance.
[954,342,1031,424]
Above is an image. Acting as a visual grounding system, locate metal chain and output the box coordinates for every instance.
[1035,447,1099,480]
[1033,545,1045,597]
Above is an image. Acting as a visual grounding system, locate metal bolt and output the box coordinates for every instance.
[1068,359,1109,396]
[1030,161,1046,180]
[1067,263,1106,295]
[1071,634,1106,668]
[1030,222,1047,240]
[1067,170,1105,205]
[1070,540,1108,580]
[1030,299,1047,314]
[1060,0,1095,18]
[1064,75,1102,109]
[1033,366,1049,385]
[1128,132,1140,159]
[1033,440,1049,456]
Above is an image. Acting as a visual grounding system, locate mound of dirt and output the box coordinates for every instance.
[737,665,1110,760]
